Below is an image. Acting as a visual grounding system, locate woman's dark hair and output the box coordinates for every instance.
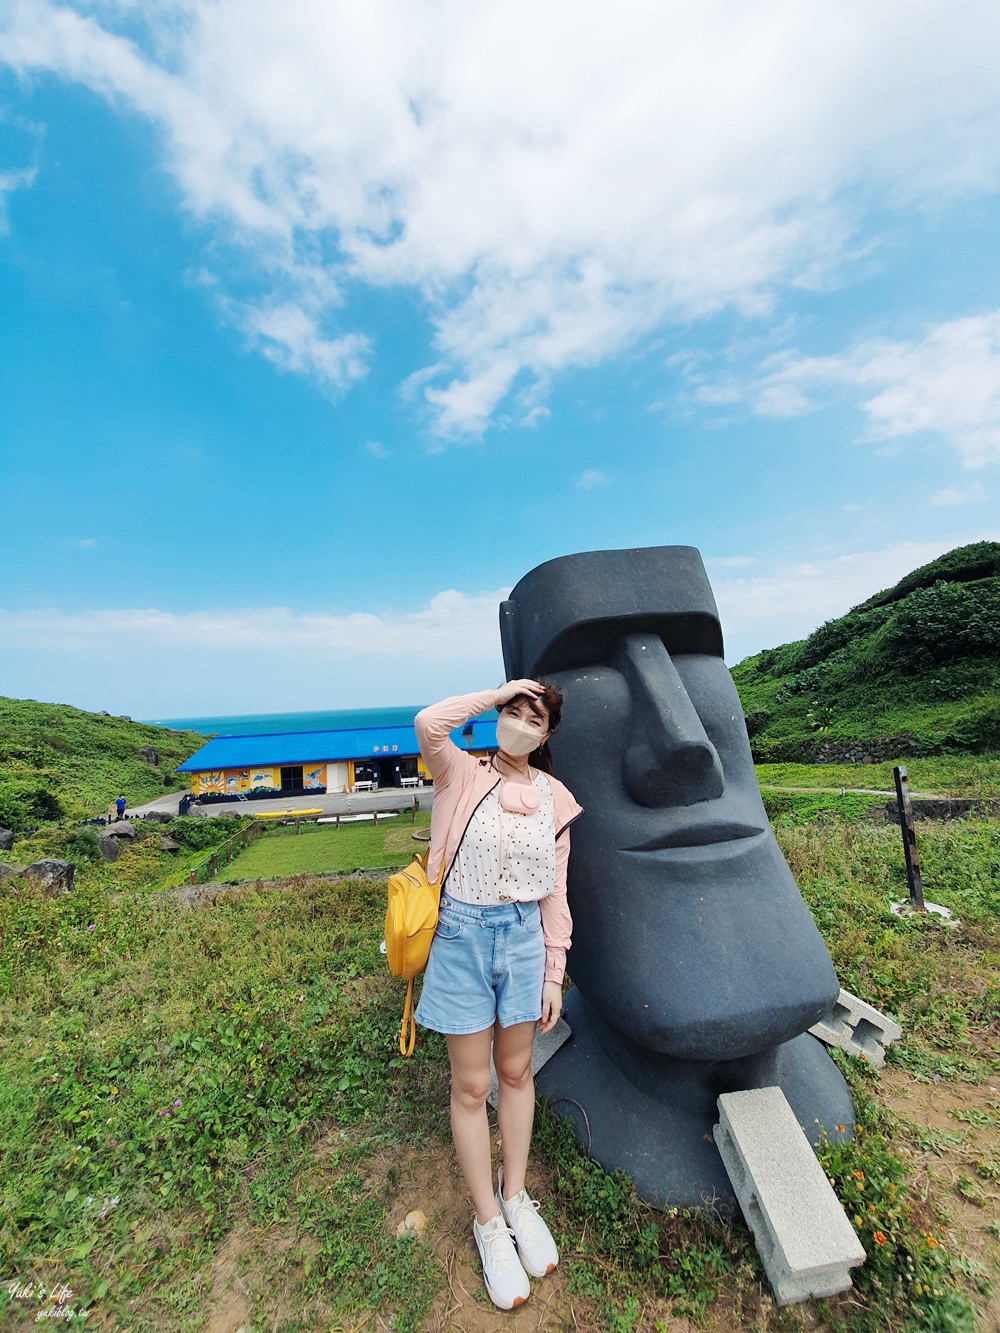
[496,679,564,773]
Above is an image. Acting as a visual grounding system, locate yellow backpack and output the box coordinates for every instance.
[385,850,442,1056]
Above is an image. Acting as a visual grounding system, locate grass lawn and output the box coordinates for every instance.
[755,754,1000,797]
[0,788,997,1329]
[210,813,432,881]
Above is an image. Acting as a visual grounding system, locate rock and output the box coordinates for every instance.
[0,828,13,852]
[0,863,21,884]
[146,811,174,824]
[105,821,136,839]
[159,835,180,852]
[394,1209,428,1240]
[140,745,159,766]
[118,715,132,722]
[24,860,76,895]
[98,710,110,716]
[98,837,119,863]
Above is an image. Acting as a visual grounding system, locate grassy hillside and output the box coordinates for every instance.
[0,696,204,830]
[732,541,1000,762]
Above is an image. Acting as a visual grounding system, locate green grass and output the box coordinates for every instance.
[756,755,1000,798]
[0,696,203,828]
[211,813,432,881]
[732,541,1000,759]
[0,796,996,1330]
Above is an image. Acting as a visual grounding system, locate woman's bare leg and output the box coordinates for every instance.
[446,1028,499,1225]
[493,1019,537,1199]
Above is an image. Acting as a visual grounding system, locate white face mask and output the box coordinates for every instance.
[496,714,546,757]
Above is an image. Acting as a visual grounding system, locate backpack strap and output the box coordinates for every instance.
[399,978,417,1057]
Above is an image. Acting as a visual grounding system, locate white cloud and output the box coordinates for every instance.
[0,164,36,234]
[576,468,609,490]
[691,312,1000,468]
[0,588,509,657]
[0,586,512,714]
[931,481,987,507]
[4,1,1000,432]
[713,531,1000,663]
[707,555,755,569]
[75,537,97,548]
[365,440,391,459]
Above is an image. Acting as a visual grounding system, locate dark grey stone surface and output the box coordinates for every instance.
[99,836,119,862]
[0,827,13,852]
[500,546,854,1208]
[23,859,76,895]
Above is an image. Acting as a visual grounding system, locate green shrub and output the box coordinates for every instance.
[165,816,246,851]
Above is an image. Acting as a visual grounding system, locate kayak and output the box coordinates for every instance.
[255,808,324,819]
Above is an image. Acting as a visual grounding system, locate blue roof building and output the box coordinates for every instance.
[176,719,498,797]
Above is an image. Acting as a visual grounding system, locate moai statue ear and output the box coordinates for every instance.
[499,598,520,681]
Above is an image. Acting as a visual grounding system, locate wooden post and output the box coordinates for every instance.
[412,796,417,823]
[209,852,218,877]
[296,818,301,836]
[893,765,925,911]
[189,868,197,885]
[373,810,378,825]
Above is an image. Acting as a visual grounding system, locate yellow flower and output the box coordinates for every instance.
[854,1215,863,1227]
[927,1236,938,1248]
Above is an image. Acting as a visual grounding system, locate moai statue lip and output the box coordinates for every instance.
[501,546,854,1207]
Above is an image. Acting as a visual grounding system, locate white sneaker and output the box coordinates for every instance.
[496,1168,559,1278]
[473,1212,530,1309]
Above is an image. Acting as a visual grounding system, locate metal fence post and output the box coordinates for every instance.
[893,765,925,911]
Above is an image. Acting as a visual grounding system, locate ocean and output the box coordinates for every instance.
[143,706,434,738]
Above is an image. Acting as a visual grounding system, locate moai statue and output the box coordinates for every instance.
[500,546,855,1209]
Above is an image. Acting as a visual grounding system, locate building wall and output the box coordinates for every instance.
[189,748,494,794]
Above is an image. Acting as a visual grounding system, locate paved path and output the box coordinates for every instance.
[128,786,433,819]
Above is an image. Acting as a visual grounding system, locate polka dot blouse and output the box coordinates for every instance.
[448,774,556,905]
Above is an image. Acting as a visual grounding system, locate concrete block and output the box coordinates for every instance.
[487,1016,572,1108]
[714,1087,866,1305]
[809,988,902,1069]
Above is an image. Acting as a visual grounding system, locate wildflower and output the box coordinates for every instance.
[87,924,95,932]
[927,1236,938,1248]
[855,1124,865,1134]
[853,1170,865,1181]
[836,1124,846,1134]
[873,1231,886,1246]
[173,1099,181,1107]
[854,1215,863,1227]
[888,1183,896,1193]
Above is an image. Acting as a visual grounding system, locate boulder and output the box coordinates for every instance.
[105,821,136,839]
[23,860,76,895]
[146,811,174,824]
[140,745,159,766]
[0,863,21,884]
[118,715,132,722]
[0,828,13,852]
[159,835,180,852]
[98,837,119,863]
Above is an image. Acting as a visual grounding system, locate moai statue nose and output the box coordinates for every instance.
[612,633,725,807]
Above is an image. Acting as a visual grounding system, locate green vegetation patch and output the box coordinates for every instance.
[210,813,432,882]
[0,801,995,1329]
[732,541,1000,758]
[0,696,203,829]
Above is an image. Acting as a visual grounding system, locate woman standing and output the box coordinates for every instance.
[414,679,582,1310]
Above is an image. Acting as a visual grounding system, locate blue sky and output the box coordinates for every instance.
[2,1,999,718]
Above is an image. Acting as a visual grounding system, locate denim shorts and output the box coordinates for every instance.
[415,892,546,1035]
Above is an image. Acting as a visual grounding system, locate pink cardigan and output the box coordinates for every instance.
[414,691,583,985]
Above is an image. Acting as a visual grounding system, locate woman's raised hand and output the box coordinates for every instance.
[493,678,544,710]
